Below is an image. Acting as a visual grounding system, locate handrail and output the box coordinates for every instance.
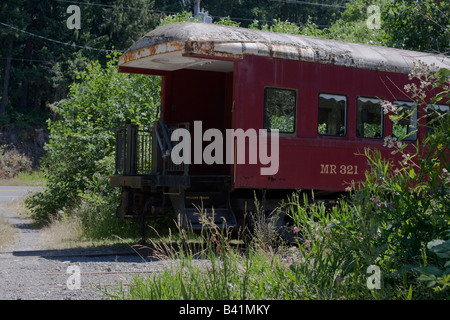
[154,124,165,158]
[154,120,173,159]
[114,119,189,176]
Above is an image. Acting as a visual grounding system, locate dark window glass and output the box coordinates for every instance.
[427,104,448,136]
[318,94,347,136]
[357,97,383,138]
[392,101,417,141]
[264,88,296,133]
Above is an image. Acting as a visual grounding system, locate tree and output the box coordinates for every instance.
[0,0,30,115]
[0,0,161,121]
[25,54,160,223]
[324,0,388,45]
[155,0,347,28]
[383,0,450,52]
[323,0,450,52]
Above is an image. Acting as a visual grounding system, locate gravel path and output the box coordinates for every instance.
[0,189,170,300]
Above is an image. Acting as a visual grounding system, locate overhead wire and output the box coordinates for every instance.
[268,0,348,9]
[0,0,349,55]
[0,21,124,53]
[52,0,340,26]
[0,57,55,64]
[54,0,349,11]
[53,0,179,15]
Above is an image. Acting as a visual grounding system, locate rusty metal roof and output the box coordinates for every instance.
[119,22,450,74]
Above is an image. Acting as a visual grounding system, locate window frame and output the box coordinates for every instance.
[392,100,418,141]
[356,96,384,139]
[317,93,348,137]
[426,103,448,137]
[263,87,297,135]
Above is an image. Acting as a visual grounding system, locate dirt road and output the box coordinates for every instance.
[0,187,167,300]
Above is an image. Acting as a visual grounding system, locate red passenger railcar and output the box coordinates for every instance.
[110,22,449,238]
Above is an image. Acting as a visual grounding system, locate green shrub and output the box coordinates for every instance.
[25,53,160,225]
[286,63,449,299]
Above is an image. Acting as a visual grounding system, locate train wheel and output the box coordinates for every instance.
[268,210,299,244]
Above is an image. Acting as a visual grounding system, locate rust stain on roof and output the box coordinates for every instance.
[119,41,184,65]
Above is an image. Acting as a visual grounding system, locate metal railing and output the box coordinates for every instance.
[137,128,152,174]
[165,123,189,174]
[114,120,189,176]
[114,127,126,175]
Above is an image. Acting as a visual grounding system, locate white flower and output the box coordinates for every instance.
[402,153,411,165]
[381,101,398,115]
[383,136,397,148]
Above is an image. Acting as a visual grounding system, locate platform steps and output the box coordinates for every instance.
[170,178,237,230]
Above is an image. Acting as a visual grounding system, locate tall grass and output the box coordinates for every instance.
[0,171,46,186]
[107,168,447,300]
[105,200,381,300]
[106,208,307,300]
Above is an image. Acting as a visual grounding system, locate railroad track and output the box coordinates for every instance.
[0,247,154,259]
[0,246,172,299]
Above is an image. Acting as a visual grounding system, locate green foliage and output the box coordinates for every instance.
[25,53,160,226]
[323,0,388,45]
[383,0,450,51]
[326,0,450,51]
[2,0,447,126]
[158,11,200,26]
[0,105,50,129]
[75,155,141,239]
[106,210,308,300]
[284,194,374,299]
[286,65,450,299]
[215,16,241,27]
[0,0,161,118]
[249,18,323,38]
[416,237,450,293]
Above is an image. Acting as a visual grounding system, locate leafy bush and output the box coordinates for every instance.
[286,63,449,299]
[75,155,140,239]
[25,53,160,226]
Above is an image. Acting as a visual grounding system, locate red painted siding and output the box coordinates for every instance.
[231,55,418,191]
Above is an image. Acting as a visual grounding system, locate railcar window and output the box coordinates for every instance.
[264,88,296,133]
[392,101,417,141]
[318,94,347,136]
[427,104,449,136]
[356,97,383,138]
